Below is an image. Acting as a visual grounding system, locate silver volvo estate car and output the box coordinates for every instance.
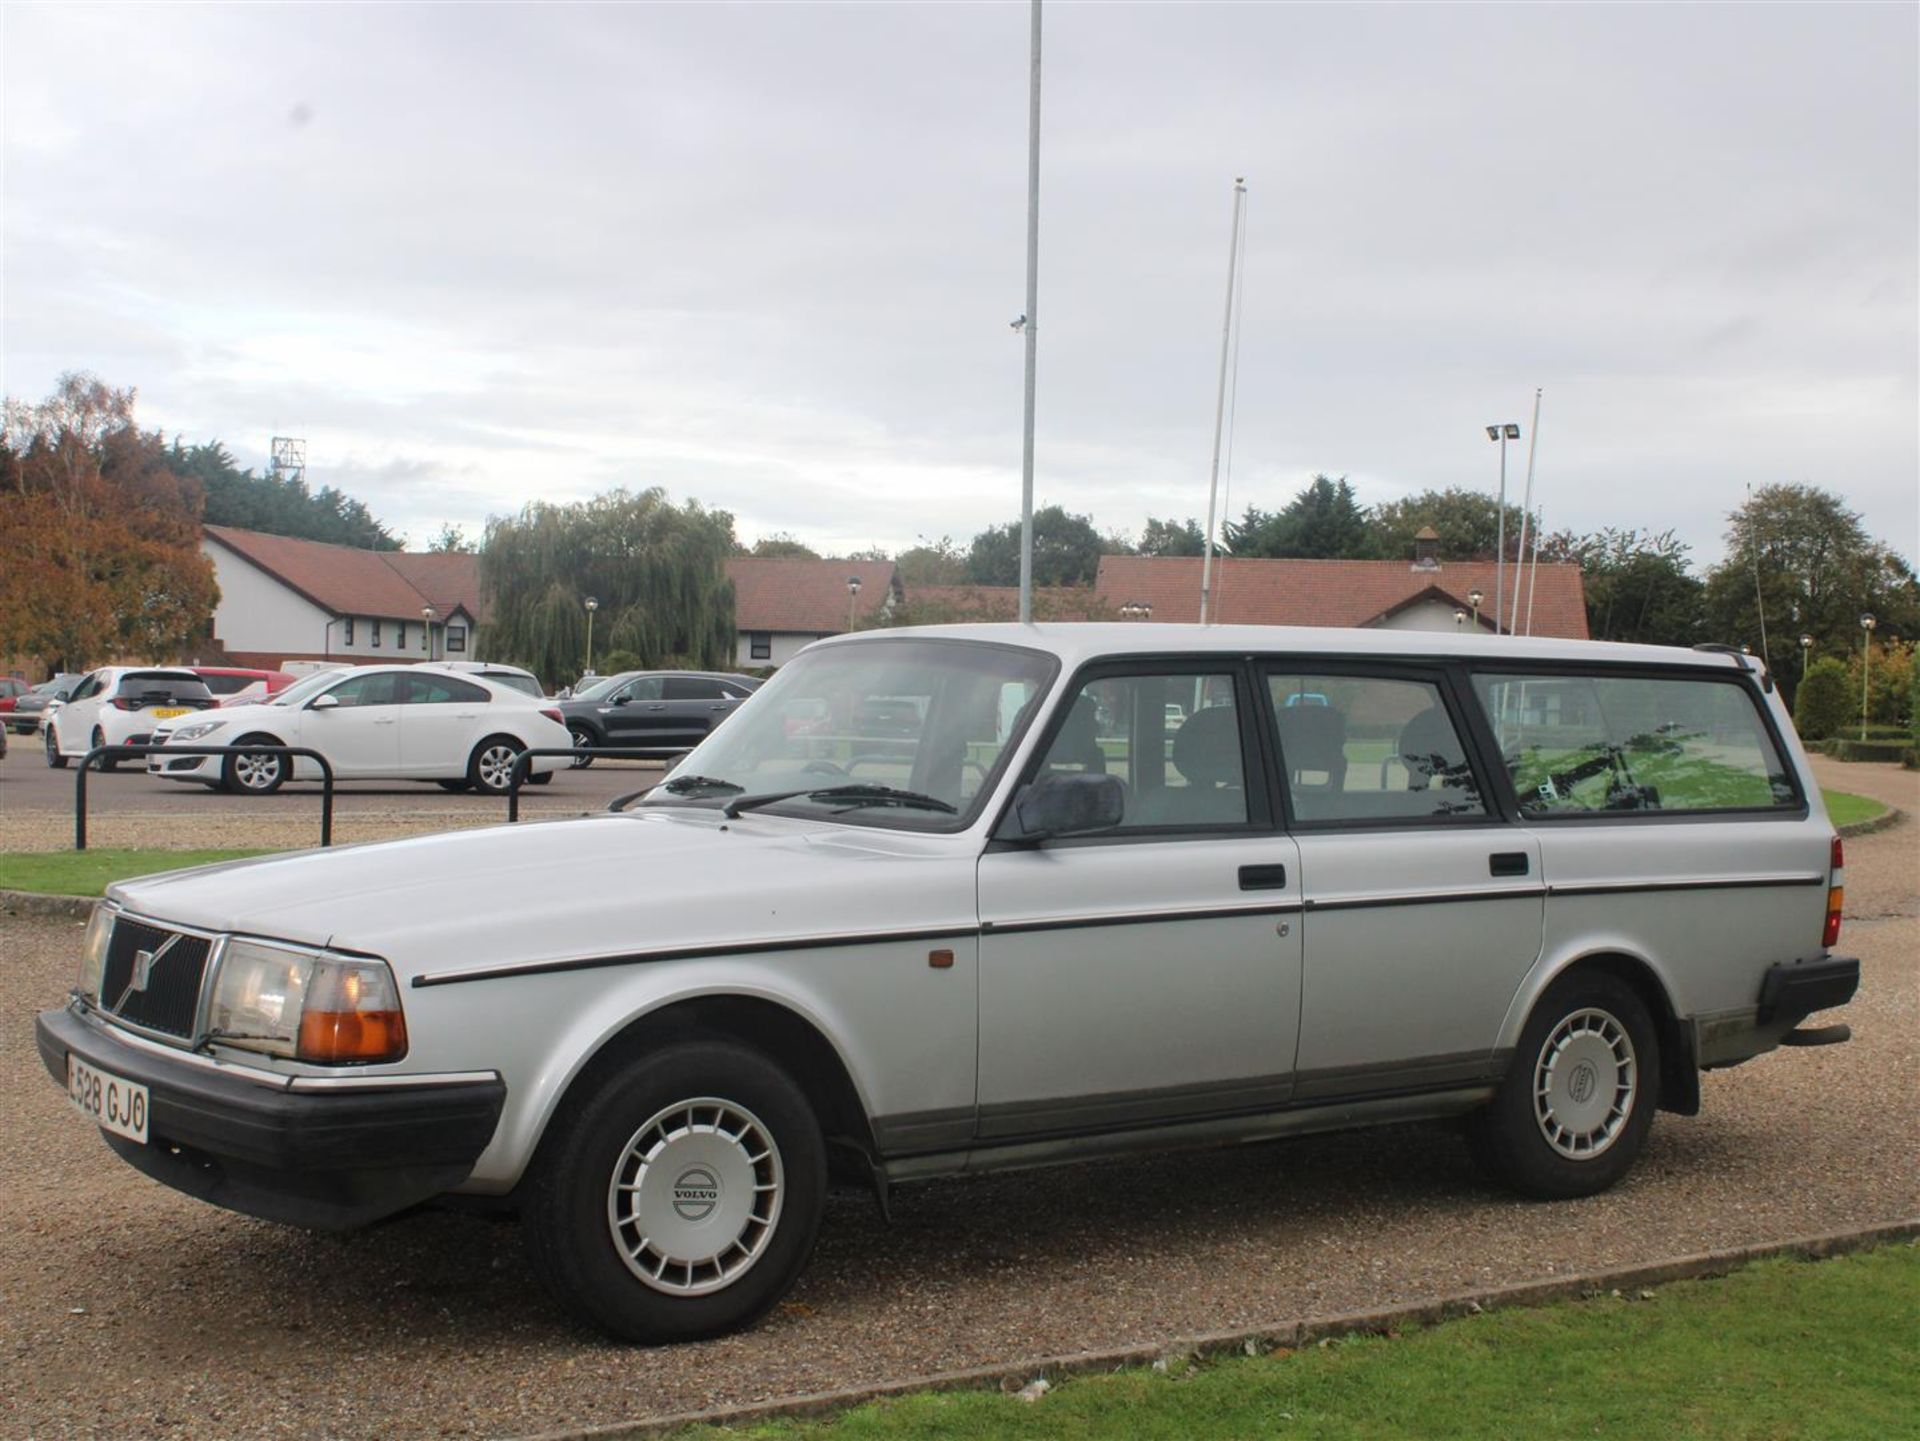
[37,625,1860,1343]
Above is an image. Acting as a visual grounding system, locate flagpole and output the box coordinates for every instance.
[1199,177,1246,626]
[1017,0,1043,625]
[1510,388,1542,631]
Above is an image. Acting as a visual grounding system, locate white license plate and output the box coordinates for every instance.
[67,1055,149,1144]
[150,707,190,720]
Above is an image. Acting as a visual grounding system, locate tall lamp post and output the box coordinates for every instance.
[421,605,436,663]
[1859,614,1876,740]
[1484,423,1520,633]
[1454,608,1467,629]
[846,576,863,632]
[1798,633,1813,686]
[1468,587,1484,630]
[583,596,599,677]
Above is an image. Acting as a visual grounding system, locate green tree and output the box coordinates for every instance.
[746,533,820,559]
[1225,475,1370,559]
[1793,656,1851,741]
[174,440,401,549]
[1364,487,1530,563]
[427,523,476,554]
[894,535,967,586]
[965,506,1104,587]
[478,487,737,684]
[1702,484,1920,664]
[1137,516,1206,557]
[1542,527,1705,650]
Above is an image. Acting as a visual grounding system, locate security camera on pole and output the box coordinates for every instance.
[1484,422,1521,632]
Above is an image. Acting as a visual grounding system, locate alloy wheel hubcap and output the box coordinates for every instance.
[478,746,518,789]
[605,1097,783,1296]
[234,753,280,789]
[1534,1007,1636,1159]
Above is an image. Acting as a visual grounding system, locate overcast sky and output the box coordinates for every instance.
[5,2,1915,567]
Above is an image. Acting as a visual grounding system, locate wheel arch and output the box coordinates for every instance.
[1501,945,1698,1117]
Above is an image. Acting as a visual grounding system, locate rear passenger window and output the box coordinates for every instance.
[1036,671,1248,830]
[1267,674,1485,823]
[406,675,488,705]
[1475,672,1798,815]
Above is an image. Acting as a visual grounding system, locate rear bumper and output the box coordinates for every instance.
[37,1004,505,1230]
[1694,956,1860,1069]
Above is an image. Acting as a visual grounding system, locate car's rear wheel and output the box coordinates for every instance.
[91,726,116,772]
[524,1041,826,1344]
[468,735,526,795]
[1468,969,1659,1199]
[569,724,596,768]
[44,724,66,769]
[223,735,288,796]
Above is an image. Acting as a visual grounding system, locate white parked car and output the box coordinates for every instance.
[145,664,572,795]
[43,668,220,771]
[36,626,1858,1345]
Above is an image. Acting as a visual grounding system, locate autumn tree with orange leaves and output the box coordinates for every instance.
[0,374,219,672]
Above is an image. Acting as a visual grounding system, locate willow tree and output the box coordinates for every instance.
[478,487,737,684]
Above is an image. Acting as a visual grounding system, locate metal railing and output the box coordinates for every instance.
[75,745,336,851]
[503,747,685,822]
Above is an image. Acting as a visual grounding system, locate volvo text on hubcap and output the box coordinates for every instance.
[1533,1007,1636,1159]
[606,1098,783,1296]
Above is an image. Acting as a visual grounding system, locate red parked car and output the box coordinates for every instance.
[190,667,296,707]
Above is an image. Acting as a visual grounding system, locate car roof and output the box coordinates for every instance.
[807,623,1756,676]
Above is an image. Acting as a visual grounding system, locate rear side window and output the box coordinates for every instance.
[1267,673,1485,823]
[1474,672,1798,815]
[406,674,489,705]
[664,677,726,701]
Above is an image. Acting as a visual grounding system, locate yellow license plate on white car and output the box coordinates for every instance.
[67,1055,148,1143]
[151,707,190,720]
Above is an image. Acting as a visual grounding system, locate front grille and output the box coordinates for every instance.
[100,918,212,1040]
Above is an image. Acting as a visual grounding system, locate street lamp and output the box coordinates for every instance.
[1468,587,1484,630]
[1120,601,1153,621]
[846,575,863,631]
[1798,633,1813,684]
[583,596,599,677]
[1859,613,1876,740]
[1484,423,1520,632]
[1454,608,1467,629]
[421,605,436,662]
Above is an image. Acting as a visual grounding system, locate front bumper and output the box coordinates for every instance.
[37,1004,506,1230]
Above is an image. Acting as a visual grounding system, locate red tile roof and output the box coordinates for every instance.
[727,558,898,633]
[204,526,486,623]
[1094,555,1589,638]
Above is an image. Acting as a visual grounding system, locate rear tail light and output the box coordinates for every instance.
[110,697,137,710]
[1823,835,1845,948]
[541,707,564,725]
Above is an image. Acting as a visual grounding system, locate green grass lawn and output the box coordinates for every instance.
[0,848,276,897]
[1823,789,1888,828]
[693,1246,1919,1441]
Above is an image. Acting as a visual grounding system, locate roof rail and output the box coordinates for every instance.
[1692,643,1773,692]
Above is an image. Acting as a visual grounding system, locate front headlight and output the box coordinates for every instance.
[167,721,226,742]
[208,940,408,1064]
[76,904,114,1002]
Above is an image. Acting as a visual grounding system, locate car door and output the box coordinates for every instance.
[54,671,107,754]
[596,675,665,745]
[660,675,733,747]
[1263,665,1544,1101]
[975,662,1305,1142]
[398,672,491,776]
[303,670,404,776]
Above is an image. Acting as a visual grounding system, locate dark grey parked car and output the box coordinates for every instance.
[558,670,761,762]
[7,674,82,735]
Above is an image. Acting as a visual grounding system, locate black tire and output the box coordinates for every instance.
[436,779,472,793]
[91,727,116,772]
[569,724,597,768]
[1468,969,1660,1200]
[527,770,553,786]
[523,1040,827,1344]
[467,735,526,795]
[45,724,67,769]
[222,735,288,796]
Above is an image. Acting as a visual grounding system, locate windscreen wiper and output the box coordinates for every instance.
[723,784,958,819]
[660,774,744,796]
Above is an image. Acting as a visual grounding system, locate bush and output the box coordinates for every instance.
[1794,657,1852,741]
[1825,739,1912,763]
[591,649,644,677]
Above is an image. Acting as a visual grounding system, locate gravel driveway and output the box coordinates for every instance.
[1,766,1913,1440]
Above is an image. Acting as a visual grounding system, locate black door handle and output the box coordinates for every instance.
[1489,852,1530,878]
[1238,864,1288,891]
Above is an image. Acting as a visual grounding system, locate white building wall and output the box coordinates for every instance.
[1373,598,1474,633]
[205,542,333,653]
[734,631,830,668]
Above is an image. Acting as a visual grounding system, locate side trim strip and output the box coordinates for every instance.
[1306,886,1546,913]
[982,902,1301,937]
[1547,874,1825,898]
[411,923,982,989]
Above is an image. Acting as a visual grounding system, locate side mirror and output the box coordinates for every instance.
[1008,772,1124,843]
[610,694,631,707]
[309,693,340,711]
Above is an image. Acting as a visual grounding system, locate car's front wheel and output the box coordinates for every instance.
[467,735,527,795]
[1468,969,1660,1200]
[44,724,66,769]
[523,1041,827,1344]
[223,736,288,796]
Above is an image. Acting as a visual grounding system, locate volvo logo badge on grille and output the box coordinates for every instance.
[671,1167,721,1222]
[114,933,180,1012]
